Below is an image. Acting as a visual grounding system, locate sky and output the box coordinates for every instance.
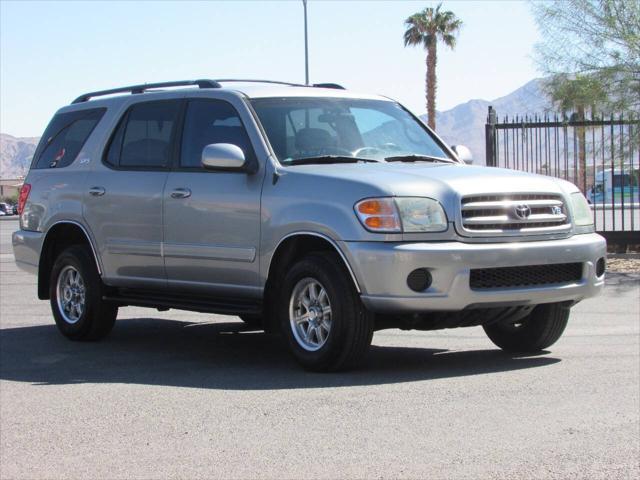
[0,0,541,137]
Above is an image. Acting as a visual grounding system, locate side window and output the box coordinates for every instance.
[33,108,105,169]
[180,99,255,168]
[105,100,180,169]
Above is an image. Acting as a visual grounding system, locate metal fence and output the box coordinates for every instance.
[485,106,639,245]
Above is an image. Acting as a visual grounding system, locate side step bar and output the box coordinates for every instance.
[103,289,262,316]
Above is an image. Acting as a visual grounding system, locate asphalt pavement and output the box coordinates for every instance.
[1,218,638,479]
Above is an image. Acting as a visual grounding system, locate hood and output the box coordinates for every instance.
[285,162,570,200]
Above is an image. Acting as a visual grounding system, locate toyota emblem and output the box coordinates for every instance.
[514,204,531,219]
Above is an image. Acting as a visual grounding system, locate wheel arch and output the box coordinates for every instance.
[262,232,361,333]
[38,221,102,300]
[268,232,360,292]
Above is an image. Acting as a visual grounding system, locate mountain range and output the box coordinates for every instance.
[0,79,550,178]
[0,133,39,178]
[428,78,550,165]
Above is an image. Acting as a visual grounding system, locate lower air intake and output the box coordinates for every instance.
[470,263,583,290]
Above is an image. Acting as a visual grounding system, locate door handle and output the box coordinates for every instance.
[89,186,106,197]
[170,188,192,199]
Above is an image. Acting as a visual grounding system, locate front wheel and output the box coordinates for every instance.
[50,245,118,341]
[278,253,374,372]
[483,303,570,352]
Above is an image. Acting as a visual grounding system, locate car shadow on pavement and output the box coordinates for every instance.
[0,318,560,390]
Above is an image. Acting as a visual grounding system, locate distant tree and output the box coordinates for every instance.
[546,74,608,192]
[404,3,462,130]
[533,0,640,114]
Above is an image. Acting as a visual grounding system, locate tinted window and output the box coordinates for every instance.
[107,101,180,169]
[613,174,636,188]
[33,108,105,169]
[180,99,255,168]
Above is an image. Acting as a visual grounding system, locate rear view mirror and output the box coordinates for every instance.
[201,143,247,171]
[451,145,473,164]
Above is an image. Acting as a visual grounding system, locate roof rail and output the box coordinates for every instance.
[214,79,346,90]
[312,83,346,90]
[71,79,221,104]
[213,79,307,87]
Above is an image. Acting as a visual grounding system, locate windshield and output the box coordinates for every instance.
[250,97,452,165]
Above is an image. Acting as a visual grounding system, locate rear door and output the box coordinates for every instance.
[163,97,263,298]
[83,99,181,289]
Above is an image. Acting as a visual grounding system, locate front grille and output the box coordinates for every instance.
[460,194,570,236]
[470,263,583,290]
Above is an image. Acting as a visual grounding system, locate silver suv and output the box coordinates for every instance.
[13,79,606,371]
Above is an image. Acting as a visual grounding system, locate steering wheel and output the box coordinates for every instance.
[352,143,402,158]
[352,146,385,157]
[298,146,354,157]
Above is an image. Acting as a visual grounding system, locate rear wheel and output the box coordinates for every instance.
[278,253,374,372]
[483,303,570,352]
[50,245,118,341]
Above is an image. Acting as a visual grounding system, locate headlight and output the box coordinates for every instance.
[355,197,448,233]
[570,192,593,226]
[396,197,448,232]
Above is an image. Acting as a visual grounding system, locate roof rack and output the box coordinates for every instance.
[213,79,346,90]
[71,79,221,104]
[213,79,307,87]
[71,79,347,104]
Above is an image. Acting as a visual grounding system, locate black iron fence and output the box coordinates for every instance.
[485,106,639,245]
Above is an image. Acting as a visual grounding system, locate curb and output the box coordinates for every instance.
[607,253,640,260]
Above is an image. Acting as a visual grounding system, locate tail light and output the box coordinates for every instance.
[17,183,31,215]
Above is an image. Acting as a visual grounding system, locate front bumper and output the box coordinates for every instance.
[340,233,606,313]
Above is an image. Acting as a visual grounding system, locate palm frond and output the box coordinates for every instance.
[403,4,462,51]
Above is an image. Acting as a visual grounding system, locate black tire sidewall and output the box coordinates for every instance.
[49,245,111,340]
[483,303,570,352]
[278,253,369,371]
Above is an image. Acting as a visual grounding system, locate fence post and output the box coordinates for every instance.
[485,106,497,166]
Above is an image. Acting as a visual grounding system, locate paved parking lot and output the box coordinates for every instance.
[1,218,638,479]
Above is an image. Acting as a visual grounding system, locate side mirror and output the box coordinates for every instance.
[451,145,473,165]
[201,143,247,171]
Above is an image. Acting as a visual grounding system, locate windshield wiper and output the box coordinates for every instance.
[385,154,455,164]
[285,156,379,166]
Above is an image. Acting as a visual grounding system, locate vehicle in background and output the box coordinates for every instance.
[0,203,15,216]
[587,168,640,205]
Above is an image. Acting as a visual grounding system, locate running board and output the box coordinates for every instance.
[103,289,261,316]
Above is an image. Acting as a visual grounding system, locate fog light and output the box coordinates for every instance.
[407,269,432,292]
[596,257,606,277]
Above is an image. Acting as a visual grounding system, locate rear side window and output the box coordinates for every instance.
[180,99,256,168]
[105,100,181,169]
[32,108,105,169]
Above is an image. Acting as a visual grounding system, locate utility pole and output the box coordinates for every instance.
[303,0,309,85]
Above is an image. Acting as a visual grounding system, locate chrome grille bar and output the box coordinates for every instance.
[461,199,563,210]
[463,213,567,225]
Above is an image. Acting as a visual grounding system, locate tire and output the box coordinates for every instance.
[239,314,263,328]
[50,245,118,341]
[278,252,374,372]
[483,303,570,352]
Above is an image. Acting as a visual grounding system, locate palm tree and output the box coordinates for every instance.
[547,74,607,192]
[404,4,462,130]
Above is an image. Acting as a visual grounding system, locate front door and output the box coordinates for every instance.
[163,98,263,298]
